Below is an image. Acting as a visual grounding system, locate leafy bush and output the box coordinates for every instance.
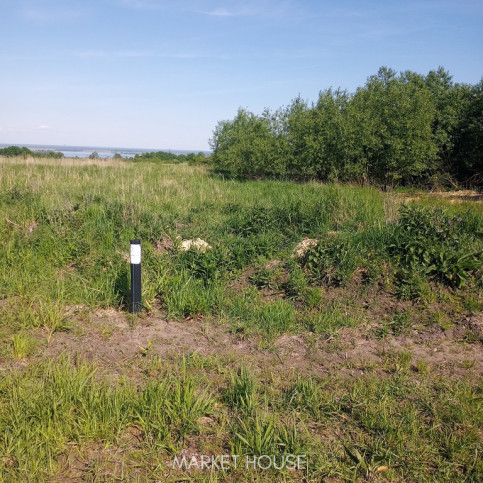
[131,150,208,164]
[391,205,482,287]
[175,249,222,284]
[432,249,482,287]
[0,146,63,158]
[211,67,483,185]
[391,205,462,265]
[301,236,359,286]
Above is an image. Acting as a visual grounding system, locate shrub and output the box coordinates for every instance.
[391,205,482,288]
[301,236,359,286]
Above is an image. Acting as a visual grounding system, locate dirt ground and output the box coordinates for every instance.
[34,304,483,382]
[404,189,483,204]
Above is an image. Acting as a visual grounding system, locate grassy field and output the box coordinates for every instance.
[0,156,482,481]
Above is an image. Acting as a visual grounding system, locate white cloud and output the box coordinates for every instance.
[37,125,50,130]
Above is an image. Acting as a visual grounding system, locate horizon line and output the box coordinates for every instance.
[0,142,212,154]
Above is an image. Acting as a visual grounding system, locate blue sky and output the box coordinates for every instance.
[1,0,482,151]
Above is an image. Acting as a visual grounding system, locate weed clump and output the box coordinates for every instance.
[300,236,359,286]
[390,205,482,288]
[224,367,258,414]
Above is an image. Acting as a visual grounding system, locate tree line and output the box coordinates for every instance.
[0,146,209,164]
[133,151,208,164]
[0,146,63,159]
[210,67,482,187]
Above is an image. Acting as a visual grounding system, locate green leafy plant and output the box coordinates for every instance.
[432,249,482,288]
[391,205,481,288]
[283,266,308,300]
[394,269,431,300]
[175,249,223,284]
[390,310,413,335]
[301,237,358,286]
[343,444,390,481]
[249,266,282,290]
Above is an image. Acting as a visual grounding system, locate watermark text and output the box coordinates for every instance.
[171,454,307,471]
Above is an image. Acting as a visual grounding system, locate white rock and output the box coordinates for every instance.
[180,238,212,252]
[292,239,318,259]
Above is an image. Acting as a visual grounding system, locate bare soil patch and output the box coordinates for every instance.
[405,189,483,204]
[40,306,483,381]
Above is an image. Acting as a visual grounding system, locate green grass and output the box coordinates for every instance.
[0,156,482,481]
[10,331,37,359]
[0,160,387,306]
[1,158,480,313]
[0,355,481,481]
[224,367,258,414]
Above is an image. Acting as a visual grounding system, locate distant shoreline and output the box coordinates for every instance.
[0,143,211,159]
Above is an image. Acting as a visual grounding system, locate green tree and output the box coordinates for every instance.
[0,146,33,157]
[283,91,352,180]
[209,66,480,186]
[423,67,470,168]
[348,67,438,186]
[450,79,483,181]
[211,108,283,176]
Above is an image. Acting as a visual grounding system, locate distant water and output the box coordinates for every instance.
[0,143,211,159]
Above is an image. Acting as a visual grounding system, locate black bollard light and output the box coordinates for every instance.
[130,239,142,313]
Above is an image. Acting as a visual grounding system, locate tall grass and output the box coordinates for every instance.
[0,157,481,326]
[0,159,390,308]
